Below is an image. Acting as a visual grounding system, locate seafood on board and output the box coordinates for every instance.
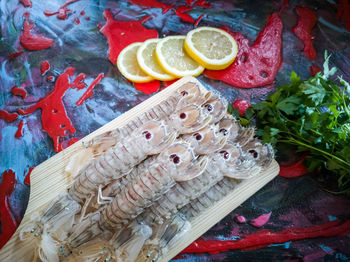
[18,81,274,262]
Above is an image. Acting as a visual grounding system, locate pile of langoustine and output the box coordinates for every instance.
[19,82,274,262]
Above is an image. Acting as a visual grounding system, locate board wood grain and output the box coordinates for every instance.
[0,76,279,261]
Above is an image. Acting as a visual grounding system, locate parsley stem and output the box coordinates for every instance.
[278,138,350,169]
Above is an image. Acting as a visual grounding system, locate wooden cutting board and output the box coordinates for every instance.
[0,76,279,262]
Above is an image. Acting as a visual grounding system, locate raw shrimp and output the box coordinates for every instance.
[57,141,208,257]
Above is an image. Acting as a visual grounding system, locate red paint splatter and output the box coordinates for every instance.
[140,15,152,23]
[47,76,55,82]
[250,212,272,227]
[204,13,283,88]
[336,0,350,32]
[7,51,24,59]
[20,0,32,7]
[181,219,350,254]
[20,12,54,51]
[100,10,159,64]
[24,167,34,186]
[18,67,84,152]
[233,99,251,116]
[0,110,18,123]
[186,0,196,5]
[279,154,308,178]
[309,65,322,77]
[40,60,50,76]
[175,6,194,23]
[235,215,247,224]
[15,120,24,138]
[74,17,80,24]
[127,0,172,14]
[292,7,317,61]
[194,14,205,27]
[134,80,160,94]
[76,74,105,106]
[97,23,102,29]
[80,10,85,16]
[44,0,79,20]
[11,86,27,99]
[279,0,289,14]
[0,170,17,249]
[85,17,90,21]
[195,0,211,8]
[68,138,79,147]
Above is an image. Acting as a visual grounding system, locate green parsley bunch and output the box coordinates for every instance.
[233,52,350,194]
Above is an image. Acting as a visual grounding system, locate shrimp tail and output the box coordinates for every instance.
[113,222,153,262]
[145,213,191,262]
[38,230,60,262]
[19,193,80,249]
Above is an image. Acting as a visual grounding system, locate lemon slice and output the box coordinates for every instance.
[155,36,204,77]
[184,27,238,70]
[117,42,154,83]
[137,39,177,81]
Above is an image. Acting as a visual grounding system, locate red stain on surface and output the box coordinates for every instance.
[250,212,272,227]
[279,154,308,178]
[11,86,27,99]
[74,17,80,24]
[100,10,159,64]
[40,60,50,76]
[24,168,34,186]
[76,73,105,106]
[186,0,196,5]
[194,14,205,27]
[44,0,79,20]
[20,0,32,7]
[279,0,289,14]
[7,51,24,59]
[0,170,17,249]
[0,110,18,123]
[336,0,350,32]
[235,215,247,224]
[292,7,317,61]
[20,12,54,51]
[80,10,85,16]
[134,80,160,94]
[85,17,90,21]
[15,120,24,138]
[47,76,55,82]
[233,99,251,116]
[127,0,172,14]
[195,0,211,8]
[181,219,350,254]
[140,15,152,23]
[204,13,283,88]
[68,138,79,147]
[18,67,83,152]
[175,6,194,23]
[309,65,322,76]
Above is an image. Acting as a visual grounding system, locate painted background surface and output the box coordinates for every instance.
[0,0,350,260]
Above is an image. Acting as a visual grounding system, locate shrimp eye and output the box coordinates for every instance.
[142,131,152,140]
[249,149,258,158]
[193,133,202,141]
[219,150,229,159]
[179,113,187,119]
[181,91,188,96]
[170,154,180,164]
[219,128,228,136]
[205,104,213,112]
